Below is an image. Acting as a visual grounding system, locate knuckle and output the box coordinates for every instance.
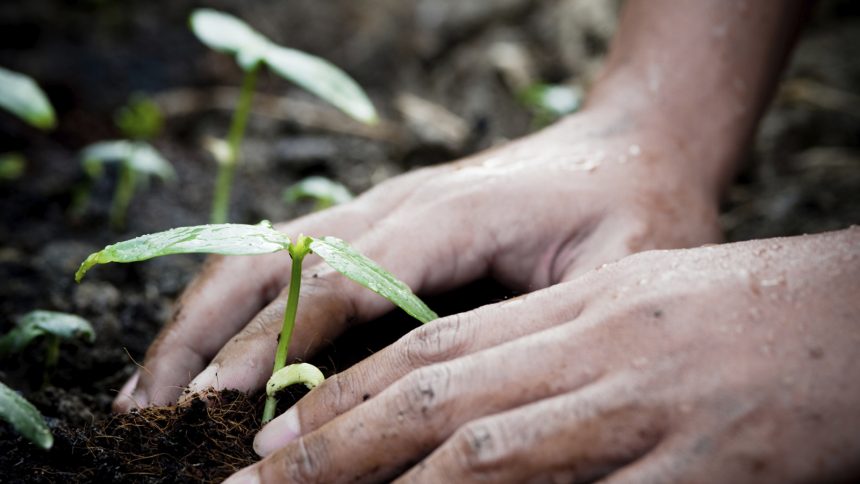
[395,364,454,419]
[271,438,327,483]
[402,314,470,367]
[450,418,511,474]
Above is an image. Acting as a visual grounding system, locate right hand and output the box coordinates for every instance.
[113,101,724,412]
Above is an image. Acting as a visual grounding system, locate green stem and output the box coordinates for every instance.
[110,157,136,231]
[43,336,59,387]
[262,235,312,424]
[210,65,259,224]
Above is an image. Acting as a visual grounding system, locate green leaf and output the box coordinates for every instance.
[0,381,53,450]
[0,66,56,130]
[115,94,163,140]
[189,9,378,123]
[75,221,291,282]
[264,46,378,124]
[309,236,437,323]
[81,140,176,182]
[0,311,95,356]
[283,176,353,209]
[266,363,325,396]
[190,9,270,70]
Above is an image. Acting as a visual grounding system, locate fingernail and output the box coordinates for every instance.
[223,466,261,484]
[254,407,301,457]
[188,364,219,392]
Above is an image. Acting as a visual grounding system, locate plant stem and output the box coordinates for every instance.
[262,235,312,424]
[110,156,136,231]
[210,65,259,224]
[43,336,59,387]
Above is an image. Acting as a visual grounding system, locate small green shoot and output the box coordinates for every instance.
[115,94,163,141]
[80,140,176,230]
[283,176,354,211]
[0,66,56,130]
[0,380,53,450]
[0,152,26,181]
[0,310,95,384]
[267,362,324,396]
[189,9,378,223]
[76,222,436,423]
[518,83,582,127]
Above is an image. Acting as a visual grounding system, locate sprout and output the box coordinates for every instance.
[80,140,176,230]
[0,310,95,370]
[115,94,163,141]
[76,222,436,423]
[0,380,52,450]
[189,9,378,223]
[283,176,354,211]
[0,66,56,130]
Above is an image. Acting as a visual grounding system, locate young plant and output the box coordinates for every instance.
[79,140,176,230]
[0,380,53,450]
[283,176,354,212]
[75,221,436,423]
[0,65,56,131]
[189,9,378,224]
[0,310,95,375]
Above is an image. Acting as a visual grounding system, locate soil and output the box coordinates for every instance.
[1,1,858,482]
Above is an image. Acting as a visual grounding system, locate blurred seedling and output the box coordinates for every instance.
[283,176,354,212]
[189,9,378,223]
[0,310,95,378]
[518,83,582,127]
[77,95,175,230]
[0,310,90,450]
[75,221,436,424]
[0,380,53,450]
[0,65,56,131]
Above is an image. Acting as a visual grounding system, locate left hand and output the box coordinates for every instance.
[227,227,860,483]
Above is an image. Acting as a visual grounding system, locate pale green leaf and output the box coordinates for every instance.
[189,9,377,123]
[75,221,291,282]
[0,381,53,450]
[283,176,353,209]
[190,9,269,70]
[0,310,95,356]
[266,362,325,396]
[265,46,378,124]
[81,140,176,182]
[0,66,56,130]
[309,236,437,323]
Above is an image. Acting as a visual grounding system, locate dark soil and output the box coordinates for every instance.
[1,1,858,482]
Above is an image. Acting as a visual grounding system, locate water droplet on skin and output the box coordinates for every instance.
[628,144,642,156]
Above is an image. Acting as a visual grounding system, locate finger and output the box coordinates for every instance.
[117,203,376,410]
[253,279,597,455]
[398,376,667,484]
[234,320,616,484]
[600,443,685,484]
[183,192,500,397]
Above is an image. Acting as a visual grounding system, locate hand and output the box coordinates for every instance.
[232,228,860,483]
[113,102,723,411]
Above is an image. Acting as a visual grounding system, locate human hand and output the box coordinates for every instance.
[113,102,723,411]
[233,227,860,483]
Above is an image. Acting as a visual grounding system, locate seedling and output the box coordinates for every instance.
[79,140,176,230]
[0,152,26,181]
[0,380,52,450]
[189,9,378,223]
[0,66,56,130]
[0,310,95,379]
[518,83,582,127]
[75,221,436,423]
[283,176,354,211]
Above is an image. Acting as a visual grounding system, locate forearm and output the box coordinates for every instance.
[584,0,811,197]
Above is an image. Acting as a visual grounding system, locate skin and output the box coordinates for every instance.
[112,0,860,482]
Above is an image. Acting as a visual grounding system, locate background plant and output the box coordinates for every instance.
[283,175,354,212]
[78,95,175,230]
[0,66,56,131]
[75,221,436,423]
[0,380,53,450]
[189,9,378,224]
[0,310,95,382]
